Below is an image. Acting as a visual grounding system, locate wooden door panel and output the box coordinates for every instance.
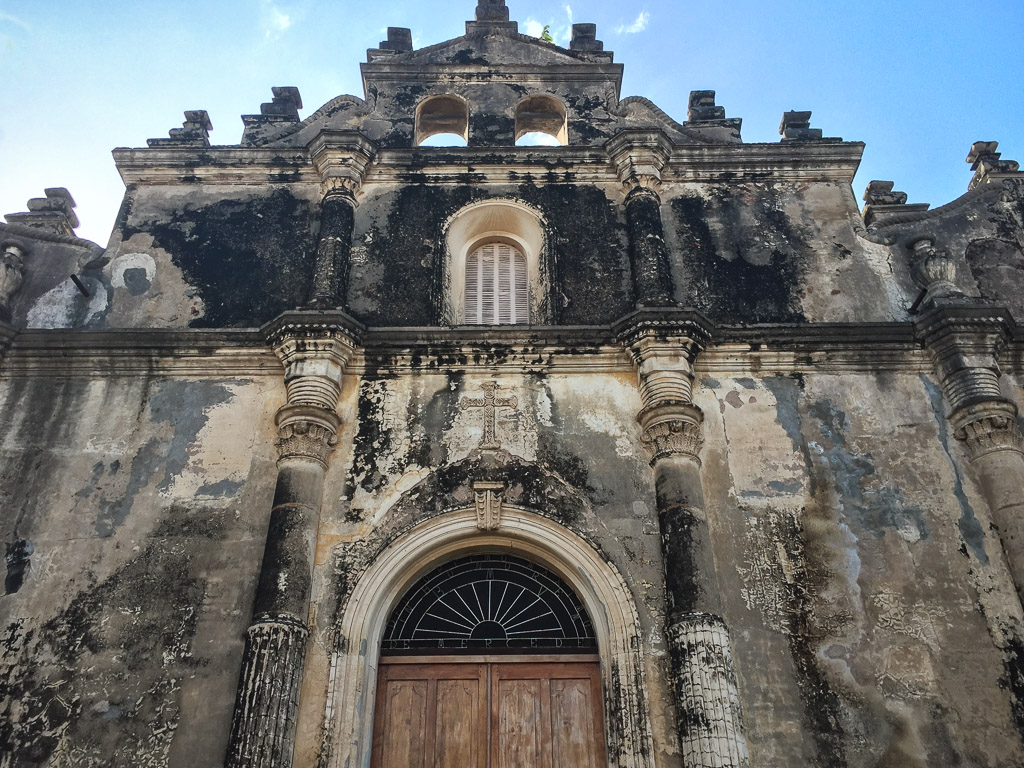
[373,658,603,768]
[374,678,429,768]
[493,678,549,768]
[435,678,485,767]
[550,677,601,768]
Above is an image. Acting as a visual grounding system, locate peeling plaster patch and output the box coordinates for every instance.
[109,253,156,295]
[806,399,929,542]
[737,507,803,631]
[26,277,108,329]
[94,381,236,537]
[872,591,945,653]
[921,375,987,562]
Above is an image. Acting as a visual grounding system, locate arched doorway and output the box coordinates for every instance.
[322,507,656,768]
[371,553,605,767]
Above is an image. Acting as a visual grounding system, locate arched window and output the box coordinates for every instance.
[514,94,568,146]
[464,241,529,325]
[415,95,469,146]
[442,199,550,326]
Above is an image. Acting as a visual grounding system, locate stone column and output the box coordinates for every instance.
[226,319,359,768]
[624,186,675,306]
[307,185,356,309]
[619,312,750,768]
[608,130,676,308]
[918,304,1024,599]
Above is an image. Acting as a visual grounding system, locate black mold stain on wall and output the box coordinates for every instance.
[4,539,32,594]
[514,184,631,324]
[669,192,808,323]
[353,186,478,326]
[0,510,224,766]
[129,188,317,327]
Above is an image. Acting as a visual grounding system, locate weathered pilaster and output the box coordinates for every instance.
[226,315,361,768]
[306,133,375,310]
[917,303,1024,601]
[608,131,676,307]
[307,186,356,309]
[618,310,750,768]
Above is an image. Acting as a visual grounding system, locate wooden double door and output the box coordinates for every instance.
[371,655,606,768]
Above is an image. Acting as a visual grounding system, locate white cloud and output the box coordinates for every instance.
[524,19,545,38]
[0,11,30,32]
[261,1,292,40]
[615,10,650,35]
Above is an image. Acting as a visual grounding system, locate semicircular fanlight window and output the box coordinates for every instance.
[382,553,596,653]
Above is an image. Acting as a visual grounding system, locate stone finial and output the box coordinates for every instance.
[966,141,1021,191]
[863,181,907,207]
[860,180,931,227]
[570,23,604,51]
[241,87,303,143]
[780,110,823,142]
[148,110,213,147]
[263,87,303,118]
[475,0,509,22]
[4,188,80,236]
[687,91,725,122]
[379,27,413,53]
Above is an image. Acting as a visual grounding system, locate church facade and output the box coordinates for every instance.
[3,2,1024,766]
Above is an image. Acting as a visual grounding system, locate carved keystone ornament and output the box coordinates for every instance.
[474,481,505,530]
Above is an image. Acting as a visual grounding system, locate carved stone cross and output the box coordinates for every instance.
[461,381,518,451]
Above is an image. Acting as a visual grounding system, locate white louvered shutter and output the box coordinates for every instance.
[465,243,528,325]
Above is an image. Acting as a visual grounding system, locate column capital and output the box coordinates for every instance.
[950,399,1024,460]
[916,305,1015,412]
[264,311,364,412]
[308,131,377,201]
[606,129,673,194]
[275,404,342,467]
[639,402,705,465]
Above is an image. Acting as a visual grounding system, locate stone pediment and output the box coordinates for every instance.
[369,27,613,70]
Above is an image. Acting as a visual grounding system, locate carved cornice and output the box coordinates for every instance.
[613,307,716,351]
[274,404,342,467]
[638,402,705,465]
[916,305,1015,410]
[951,399,1024,461]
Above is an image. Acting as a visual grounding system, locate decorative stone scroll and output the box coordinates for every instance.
[0,244,26,318]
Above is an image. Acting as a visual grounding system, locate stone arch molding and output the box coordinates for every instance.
[322,506,657,768]
[441,198,553,325]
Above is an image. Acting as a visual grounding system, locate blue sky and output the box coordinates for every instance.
[1,0,1022,245]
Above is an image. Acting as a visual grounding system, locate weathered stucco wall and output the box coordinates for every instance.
[698,372,1024,767]
[0,374,281,766]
